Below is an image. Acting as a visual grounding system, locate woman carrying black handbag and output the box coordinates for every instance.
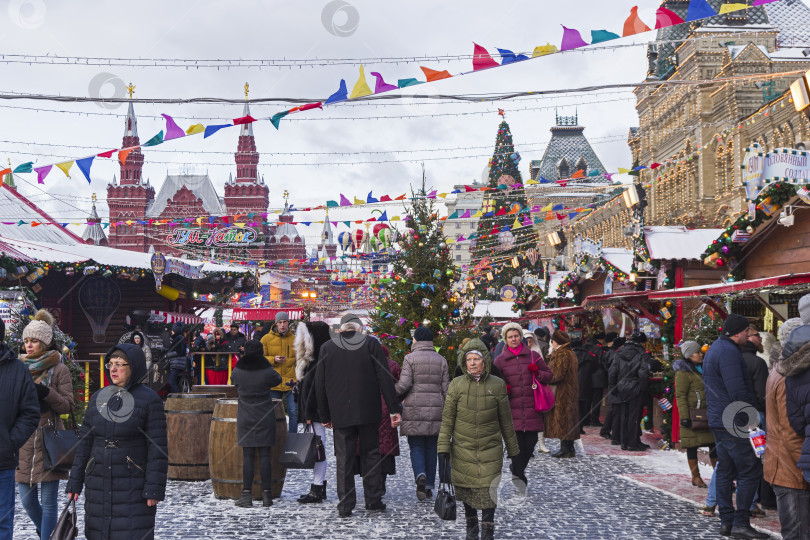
[15,310,74,540]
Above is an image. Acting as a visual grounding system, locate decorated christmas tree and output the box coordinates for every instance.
[469,115,539,308]
[370,182,474,371]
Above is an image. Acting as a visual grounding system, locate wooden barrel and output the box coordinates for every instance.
[192,385,238,398]
[209,398,287,500]
[165,393,225,480]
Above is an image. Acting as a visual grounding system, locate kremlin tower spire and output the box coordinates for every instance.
[119,82,144,186]
[234,82,259,184]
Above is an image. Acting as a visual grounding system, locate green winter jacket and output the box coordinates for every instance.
[438,339,519,490]
[673,358,715,449]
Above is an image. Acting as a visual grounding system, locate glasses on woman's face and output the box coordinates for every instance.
[108,362,130,370]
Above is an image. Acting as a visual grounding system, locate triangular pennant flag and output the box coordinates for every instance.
[299,102,323,112]
[12,162,33,174]
[34,165,52,184]
[532,43,558,57]
[233,115,256,126]
[378,211,388,221]
[161,113,186,141]
[686,0,717,21]
[591,29,620,43]
[497,48,529,65]
[460,210,471,219]
[186,123,205,135]
[552,204,564,211]
[380,195,392,202]
[568,212,578,220]
[370,72,398,93]
[618,167,631,174]
[395,194,407,200]
[204,124,230,138]
[270,111,289,130]
[623,6,651,37]
[512,217,522,229]
[753,0,777,4]
[325,79,348,104]
[367,192,379,203]
[542,204,552,211]
[420,66,452,82]
[571,169,585,178]
[326,200,339,208]
[350,65,373,99]
[397,78,423,88]
[339,194,352,206]
[96,149,116,158]
[588,169,601,177]
[557,180,568,188]
[55,161,73,178]
[448,210,460,220]
[76,156,94,184]
[473,43,500,70]
[143,131,164,147]
[718,3,748,14]
[561,25,589,51]
[655,6,685,29]
[353,196,364,205]
[118,147,136,165]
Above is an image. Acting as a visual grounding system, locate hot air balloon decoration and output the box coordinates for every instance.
[78,275,121,343]
[497,231,515,251]
[353,228,368,251]
[373,223,392,248]
[338,231,354,252]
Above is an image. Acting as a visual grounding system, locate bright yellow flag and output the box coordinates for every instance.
[472,210,483,218]
[512,218,522,229]
[526,179,539,185]
[235,223,246,229]
[532,44,558,57]
[390,216,400,221]
[186,124,205,135]
[55,161,73,178]
[353,197,365,205]
[438,193,448,198]
[350,65,373,99]
[541,203,552,211]
[618,167,631,174]
[718,3,747,14]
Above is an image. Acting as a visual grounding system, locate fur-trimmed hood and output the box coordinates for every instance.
[672,357,699,374]
[294,321,331,380]
[776,339,810,378]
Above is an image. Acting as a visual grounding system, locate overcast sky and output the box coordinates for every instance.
[1,0,790,244]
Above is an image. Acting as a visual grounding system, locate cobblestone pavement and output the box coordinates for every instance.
[12,432,777,539]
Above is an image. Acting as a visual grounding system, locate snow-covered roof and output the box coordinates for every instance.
[727,44,769,60]
[81,204,107,246]
[602,248,633,274]
[146,174,225,218]
[644,226,724,261]
[543,271,572,299]
[473,300,516,319]
[0,183,83,245]
[0,236,250,275]
[274,222,302,241]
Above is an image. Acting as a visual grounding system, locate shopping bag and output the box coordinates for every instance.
[50,499,78,540]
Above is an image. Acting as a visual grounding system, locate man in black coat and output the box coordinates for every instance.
[166,322,188,393]
[587,334,607,426]
[220,323,247,354]
[600,334,621,441]
[0,317,40,538]
[315,315,402,518]
[572,335,597,434]
[608,332,650,451]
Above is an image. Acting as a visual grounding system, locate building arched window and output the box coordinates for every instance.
[575,158,587,176]
[558,158,570,180]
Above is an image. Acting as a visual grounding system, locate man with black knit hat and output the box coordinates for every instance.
[608,331,651,451]
[703,313,768,539]
[0,316,40,538]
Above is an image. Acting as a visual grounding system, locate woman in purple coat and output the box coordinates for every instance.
[494,322,553,494]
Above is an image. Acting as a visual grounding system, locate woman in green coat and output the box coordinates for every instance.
[674,340,716,488]
[438,339,519,540]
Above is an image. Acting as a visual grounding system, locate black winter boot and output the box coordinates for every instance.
[297,483,325,504]
[235,490,253,508]
[262,490,273,507]
[465,516,480,540]
[481,508,495,540]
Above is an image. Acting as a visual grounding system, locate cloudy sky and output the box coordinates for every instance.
[0,0,771,244]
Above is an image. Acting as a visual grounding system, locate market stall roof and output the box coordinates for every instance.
[544,271,572,299]
[524,305,586,318]
[647,272,810,300]
[644,226,724,261]
[584,290,651,306]
[126,310,205,325]
[601,248,633,274]
[232,307,305,322]
[0,183,84,245]
[0,236,251,275]
[472,300,515,319]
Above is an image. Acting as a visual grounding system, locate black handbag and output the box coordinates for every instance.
[41,411,80,473]
[49,498,78,540]
[434,454,456,521]
[278,425,324,469]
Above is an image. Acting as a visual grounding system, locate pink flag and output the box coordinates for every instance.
[370,72,398,93]
[460,210,471,219]
[753,0,777,4]
[162,114,186,141]
[96,149,116,158]
[561,25,589,51]
[34,165,52,184]
[655,6,684,29]
[233,115,256,125]
[472,43,499,70]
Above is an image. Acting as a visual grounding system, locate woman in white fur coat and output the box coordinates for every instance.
[293,321,332,503]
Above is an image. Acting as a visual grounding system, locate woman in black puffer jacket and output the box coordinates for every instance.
[67,344,168,540]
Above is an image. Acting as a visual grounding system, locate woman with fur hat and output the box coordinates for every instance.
[230,340,282,508]
[294,321,332,504]
[16,309,74,540]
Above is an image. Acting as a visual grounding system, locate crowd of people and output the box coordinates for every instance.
[5,299,810,539]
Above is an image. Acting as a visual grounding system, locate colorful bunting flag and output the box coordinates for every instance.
[655,6,685,29]
[497,48,529,65]
[299,102,323,111]
[561,25,589,51]
[718,3,748,14]
[325,79,348,104]
[55,161,73,178]
[233,115,256,126]
[473,43,500,70]
[420,67,452,82]
[686,0,717,21]
[118,148,136,165]
[339,194,352,206]
[204,124,230,138]
[591,29,620,43]
[34,165,52,184]
[532,43,558,57]
[370,72,398,93]
[753,0,777,4]
[143,131,164,147]
[76,156,94,184]
[96,150,116,158]
[367,192,378,203]
[350,65,373,99]
[397,78,423,88]
[186,124,205,135]
[161,114,186,141]
[623,6,651,36]
[270,111,289,130]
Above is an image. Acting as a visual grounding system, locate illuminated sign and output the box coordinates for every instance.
[167,226,259,248]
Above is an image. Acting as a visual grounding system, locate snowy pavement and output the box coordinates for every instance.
[12,426,779,539]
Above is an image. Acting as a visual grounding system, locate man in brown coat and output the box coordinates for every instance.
[771,341,810,539]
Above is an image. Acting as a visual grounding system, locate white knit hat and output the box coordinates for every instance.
[22,309,55,346]
[501,322,523,339]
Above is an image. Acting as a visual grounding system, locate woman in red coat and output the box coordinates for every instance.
[494,322,552,494]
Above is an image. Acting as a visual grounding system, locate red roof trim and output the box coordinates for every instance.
[1,183,84,243]
[647,273,810,300]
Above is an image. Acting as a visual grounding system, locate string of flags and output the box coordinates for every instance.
[0,1,778,184]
